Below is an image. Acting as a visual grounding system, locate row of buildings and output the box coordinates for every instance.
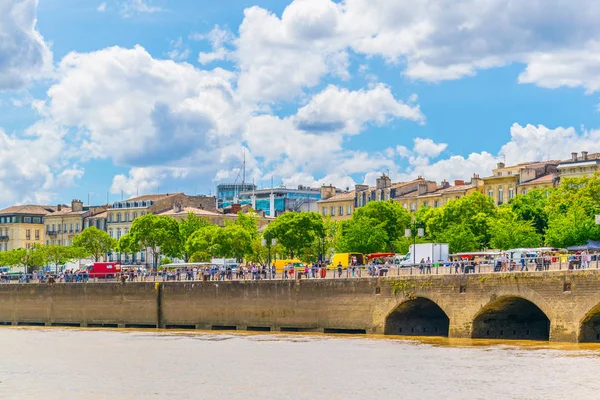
[0,193,273,264]
[317,151,600,221]
[1,151,598,261]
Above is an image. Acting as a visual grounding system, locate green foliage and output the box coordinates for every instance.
[186,225,223,262]
[72,226,117,261]
[508,188,551,235]
[124,214,180,268]
[42,245,84,269]
[0,247,46,273]
[352,200,411,252]
[177,213,210,261]
[335,217,388,254]
[264,212,325,260]
[426,191,496,252]
[542,174,600,248]
[434,223,479,253]
[488,208,542,250]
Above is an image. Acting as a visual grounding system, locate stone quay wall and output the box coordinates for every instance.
[1,271,600,342]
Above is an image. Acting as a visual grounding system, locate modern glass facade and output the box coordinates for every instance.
[217,183,257,208]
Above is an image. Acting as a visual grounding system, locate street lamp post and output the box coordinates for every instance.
[262,233,277,279]
[404,221,424,268]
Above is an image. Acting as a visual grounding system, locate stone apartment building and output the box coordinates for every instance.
[483,161,559,205]
[557,152,600,180]
[44,200,108,246]
[0,205,57,251]
[396,174,484,212]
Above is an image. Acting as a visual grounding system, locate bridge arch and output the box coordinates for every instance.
[578,303,600,342]
[384,297,450,337]
[472,296,550,341]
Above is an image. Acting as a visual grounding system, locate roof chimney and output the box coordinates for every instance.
[497,162,505,169]
[454,180,465,187]
[582,151,588,160]
[57,204,62,211]
[572,152,578,162]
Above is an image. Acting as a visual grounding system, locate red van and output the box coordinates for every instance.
[86,262,121,279]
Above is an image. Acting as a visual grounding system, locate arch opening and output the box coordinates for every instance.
[384,297,449,337]
[472,297,550,341]
[579,304,600,342]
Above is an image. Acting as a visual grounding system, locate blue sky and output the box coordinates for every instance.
[1,0,599,207]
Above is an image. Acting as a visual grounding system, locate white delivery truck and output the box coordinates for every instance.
[396,243,449,267]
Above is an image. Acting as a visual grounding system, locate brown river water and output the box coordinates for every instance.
[1,328,600,400]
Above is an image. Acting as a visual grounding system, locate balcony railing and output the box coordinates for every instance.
[0,235,9,241]
[46,231,57,236]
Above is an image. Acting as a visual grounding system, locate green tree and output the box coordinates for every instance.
[488,208,542,250]
[352,200,411,252]
[426,191,496,250]
[435,224,479,253]
[264,212,325,260]
[72,226,117,262]
[124,214,180,269]
[177,213,210,261]
[0,247,46,273]
[186,225,223,262]
[545,205,599,248]
[335,217,388,254]
[508,188,551,235]
[543,174,600,248]
[42,245,84,271]
[219,224,253,260]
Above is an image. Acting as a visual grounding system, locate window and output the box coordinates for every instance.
[26,229,31,240]
[423,202,428,208]
[46,224,50,232]
[70,223,74,232]
[109,230,114,238]
[24,217,32,223]
[322,207,327,216]
[57,240,61,246]
[498,189,504,205]
[508,188,514,199]
[434,201,439,208]
[109,214,113,222]
[63,224,67,232]
[339,206,344,216]
[76,223,80,232]
[117,213,121,222]
[330,206,335,217]
[46,240,49,245]
[35,230,39,240]
[133,212,137,219]
[117,229,121,239]
[52,224,55,232]
[488,190,493,198]
[410,203,416,212]
[125,213,130,222]
[347,205,352,215]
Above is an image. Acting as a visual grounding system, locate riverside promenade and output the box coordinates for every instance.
[2,269,600,343]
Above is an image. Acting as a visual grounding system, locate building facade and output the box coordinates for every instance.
[557,152,600,180]
[44,200,107,246]
[217,183,257,208]
[396,175,484,212]
[235,185,323,217]
[316,185,355,221]
[483,161,558,205]
[0,205,56,251]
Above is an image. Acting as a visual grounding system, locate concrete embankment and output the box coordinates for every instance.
[2,271,600,343]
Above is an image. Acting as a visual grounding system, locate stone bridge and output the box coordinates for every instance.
[1,270,600,342]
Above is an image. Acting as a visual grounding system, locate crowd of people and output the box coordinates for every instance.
[1,251,599,283]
